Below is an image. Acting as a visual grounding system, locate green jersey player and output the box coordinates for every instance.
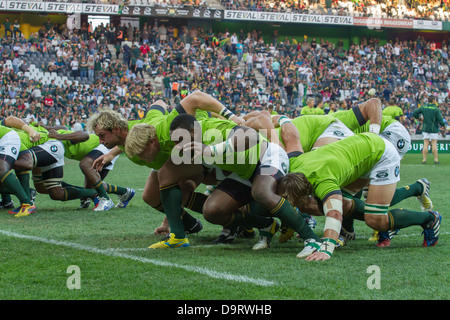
[277,121,442,261]
[0,125,36,217]
[87,92,246,239]
[44,127,135,211]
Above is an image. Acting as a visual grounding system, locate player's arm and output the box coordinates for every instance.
[244,113,280,145]
[47,129,89,144]
[91,146,122,172]
[412,107,423,120]
[179,91,244,125]
[437,109,446,127]
[3,115,40,142]
[306,192,343,262]
[278,116,304,154]
[356,98,382,134]
[37,123,68,131]
[242,110,271,121]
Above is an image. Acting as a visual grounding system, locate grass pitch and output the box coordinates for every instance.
[0,153,448,300]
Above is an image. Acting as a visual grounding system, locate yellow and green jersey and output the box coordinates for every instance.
[412,103,445,133]
[56,129,101,161]
[300,106,315,115]
[276,115,335,152]
[200,117,265,180]
[331,106,368,131]
[382,106,403,120]
[118,106,178,170]
[0,125,14,138]
[353,116,396,134]
[289,133,386,201]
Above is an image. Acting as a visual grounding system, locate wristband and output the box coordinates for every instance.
[210,140,234,157]
[369,123,381,134]
[220,107,235,120]
[318,238,337,257]
[278,116,292,126]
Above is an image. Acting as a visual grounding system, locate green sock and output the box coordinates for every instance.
[104,183,128,196]
[181,209,199,230]
[159,183,186,239]
[93,179,110,199]
[1,192,12,204]
[16,171,31,199]
[61,181,85,189]
[224,209,273,232]
[342,197,367,232]
[153,202,165,214]
[0,170,32,205]
[390,182,422,206]
[388,208,435,230]
[270,198,321,242]
[63,186,98,201]
[184,192,207,214]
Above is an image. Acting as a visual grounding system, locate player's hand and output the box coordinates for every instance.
[305,251,331,261]
[47,129,58,139]
[91,154,114,172]
[182,141,208,161]
[231,116,245,126]
[153,225,170,235]
[154,218,170,235]
[29,131,41,142]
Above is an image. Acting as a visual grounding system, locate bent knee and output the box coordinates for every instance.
[364,214,389,231]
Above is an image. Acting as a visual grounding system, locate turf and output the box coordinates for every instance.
[0,153,448,300]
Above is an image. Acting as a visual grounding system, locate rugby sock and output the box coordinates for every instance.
[181,209,199,230]
[16,171,31,199]
[93,179,110,199]
[1,192,12,204]
[159,183,186,239]
[0,170,32,205]
[388,208,435,230]
[153,202,165,214]
[104,183,128,196]
[153,201,197,233]
[343,197,367,231]
[61,181,85,189]
[184,192,207,214]
[63,187,97,201]
[224,210,273,231]
[390,182,423,206]
[270,198,321,242]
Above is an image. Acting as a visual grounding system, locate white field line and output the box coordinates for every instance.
[0,229,276,287]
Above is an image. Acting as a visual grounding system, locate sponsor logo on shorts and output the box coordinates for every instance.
[397,139,405,149]
[11,147,17,155]
[375,170,389,179]
[50,145,58,153]
[394,166,400,177]
[333,130,345,137]
[281,162,288,173]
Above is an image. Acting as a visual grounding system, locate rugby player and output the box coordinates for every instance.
[88,92,245,237]
[129,111,323,251]
[44,127,135,211]
[0,124,36,217]
[277,119,441,261]
[3,116,99,213]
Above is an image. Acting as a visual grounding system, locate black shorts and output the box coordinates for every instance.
[215,178,253,207]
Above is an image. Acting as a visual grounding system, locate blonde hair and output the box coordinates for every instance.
[87,108,128,132]
[125,123,157,157]
[277,172,311,206]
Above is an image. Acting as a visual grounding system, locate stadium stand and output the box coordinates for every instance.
[0,4,449,138]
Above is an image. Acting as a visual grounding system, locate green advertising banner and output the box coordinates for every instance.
[408,140,450,153]
[443,21,450,31]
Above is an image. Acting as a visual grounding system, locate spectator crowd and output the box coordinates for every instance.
[222,1,450,22]
[0,10,449,137]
